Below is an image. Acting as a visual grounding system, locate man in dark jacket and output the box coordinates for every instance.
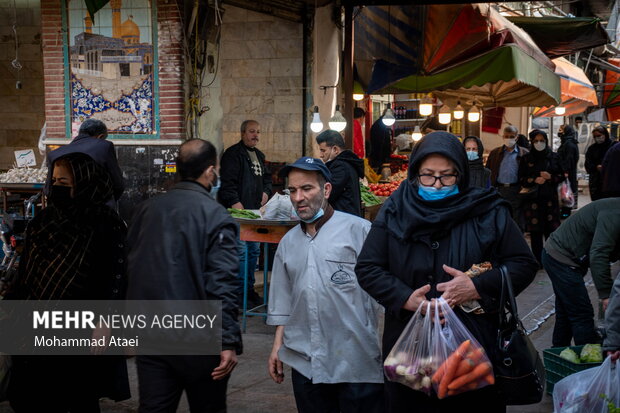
[542,198,620,347]
[46,119,124,203]
[316,129,363,216]
[485,125,529,222]
[219,120,272,307]
[557,124,580,208]
[602,140,620,198]
[126,139,241,413]
[369,115,392,169]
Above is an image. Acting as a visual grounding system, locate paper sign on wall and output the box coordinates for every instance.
[14,150,36,167]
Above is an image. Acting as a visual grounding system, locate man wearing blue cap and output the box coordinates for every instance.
[266,157,383,412]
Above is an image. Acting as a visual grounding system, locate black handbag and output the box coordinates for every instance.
[493,266,545,405]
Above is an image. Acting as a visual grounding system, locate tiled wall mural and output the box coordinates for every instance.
[68,0,155,134]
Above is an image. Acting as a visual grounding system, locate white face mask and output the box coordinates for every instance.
[594,136,605,144]
[533,142,546,152]
[504,138,516,148]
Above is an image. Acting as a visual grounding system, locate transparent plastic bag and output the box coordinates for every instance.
[260,192,296,220]
[553,356,620,413]
[384,298,494,398]
[558,180,575,208]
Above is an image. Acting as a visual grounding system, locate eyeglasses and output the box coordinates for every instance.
[418,174,458,187]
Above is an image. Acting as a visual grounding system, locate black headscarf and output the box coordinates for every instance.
[15,153,124,300]
[374,131,506,241]
[528,129,551,159]
[560,125,577,143]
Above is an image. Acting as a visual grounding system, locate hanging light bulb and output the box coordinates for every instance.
[310,106,323,133]
[438,104,451,125]
[382,103,396,126]
[353,81,365,101]
[412,125,422,141]
[453,101,464,120]
[467,105,481,122]
[419,96,433,117]
[328,105,347,132]
[555,106,566,115]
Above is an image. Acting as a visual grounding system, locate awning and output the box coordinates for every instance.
[533,57,598,117]
[603,58,620,121]
[375,45,561,108]
[507,16,610,59]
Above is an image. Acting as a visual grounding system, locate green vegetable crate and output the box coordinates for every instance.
[543,345,602,395]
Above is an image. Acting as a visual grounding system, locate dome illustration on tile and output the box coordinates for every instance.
[121,16,140,44]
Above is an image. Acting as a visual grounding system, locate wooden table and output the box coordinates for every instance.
[235,217,298,331]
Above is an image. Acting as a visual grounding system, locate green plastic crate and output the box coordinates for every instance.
[543,345,602,395]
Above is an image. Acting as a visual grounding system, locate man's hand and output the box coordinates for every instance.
[534,177,546,185]
[90,325,110,355]
[268,346,284,383]
[597,165,603,172]
[402,284,431,313]
[437,265,481,307]
[231,202,244,210]
[212,350,237,380]
[261,193,269,206]
[540,171,551,180]
[602,298,610,313]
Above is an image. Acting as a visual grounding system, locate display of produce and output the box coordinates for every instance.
[368,181,403,197]
[559,344,603,364]
[0,167,48,183]
[389,170,407,182]
[227,208,260,219]
[360,184,382,206]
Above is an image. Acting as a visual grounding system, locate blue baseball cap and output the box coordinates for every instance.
[278,156,332,182]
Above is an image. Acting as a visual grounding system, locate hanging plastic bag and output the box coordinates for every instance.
[384,298,494,398]
[260,192,296,220]
[558,180,575,208]
[553,356,620,413]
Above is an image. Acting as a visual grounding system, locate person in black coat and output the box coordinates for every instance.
[355,131,538,413]
[585,126,614,201]
[519,130,563,266]
[45,119,124,203]
[602,141,620,198]
[557,124,580,209]
[462,135,490,188]
[316,129,363,216]
[369,115,392,170]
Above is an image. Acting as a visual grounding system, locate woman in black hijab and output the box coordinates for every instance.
[463,135,491,188]
[519,130,563,266]
[585,126,614,201]
[7,153,130,412]
[356,132,537,412]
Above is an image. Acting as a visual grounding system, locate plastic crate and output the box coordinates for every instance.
[543,345,602,395]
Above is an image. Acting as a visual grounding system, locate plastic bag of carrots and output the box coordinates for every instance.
[384,298,495,398]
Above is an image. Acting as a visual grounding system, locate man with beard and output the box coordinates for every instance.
[266,157,383,413]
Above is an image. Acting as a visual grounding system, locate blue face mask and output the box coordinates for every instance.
[466,151,479,161]
[418,185,459,201]
[293,206,325,223]
[208,172,220,199]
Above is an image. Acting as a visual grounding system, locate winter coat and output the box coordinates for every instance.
[557,125,580,193]
[602,142,620,198]
[219,141,272,209]
[356,132,538,406]
[369,116,392,169]
[585,139,614,201]
[518,145,563,234]
[486,145,529,186]
[126,181,242,353]
[326,149,364,216]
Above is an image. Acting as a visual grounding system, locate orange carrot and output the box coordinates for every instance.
[454,348,486,377]
[448,362,492,390]
[438,341,471,398]
[485,374,495,385]
[432,364,445,384]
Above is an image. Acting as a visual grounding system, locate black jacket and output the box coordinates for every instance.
[557,126,580,192]
[126,181,242,353]
[585,139,614,201]
[486,145,529,186]
[219,141,272,209]
[326,149,363,216]
[355,132,538,374]
[369,117,392,169]
[46,134,125,200]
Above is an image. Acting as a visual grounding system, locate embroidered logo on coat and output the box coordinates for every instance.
[330,264,354,285]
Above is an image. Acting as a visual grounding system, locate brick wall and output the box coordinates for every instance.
[0,0,45,169]
[40,0,185,141]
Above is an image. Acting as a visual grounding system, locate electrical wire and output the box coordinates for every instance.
[11,0,22,82]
